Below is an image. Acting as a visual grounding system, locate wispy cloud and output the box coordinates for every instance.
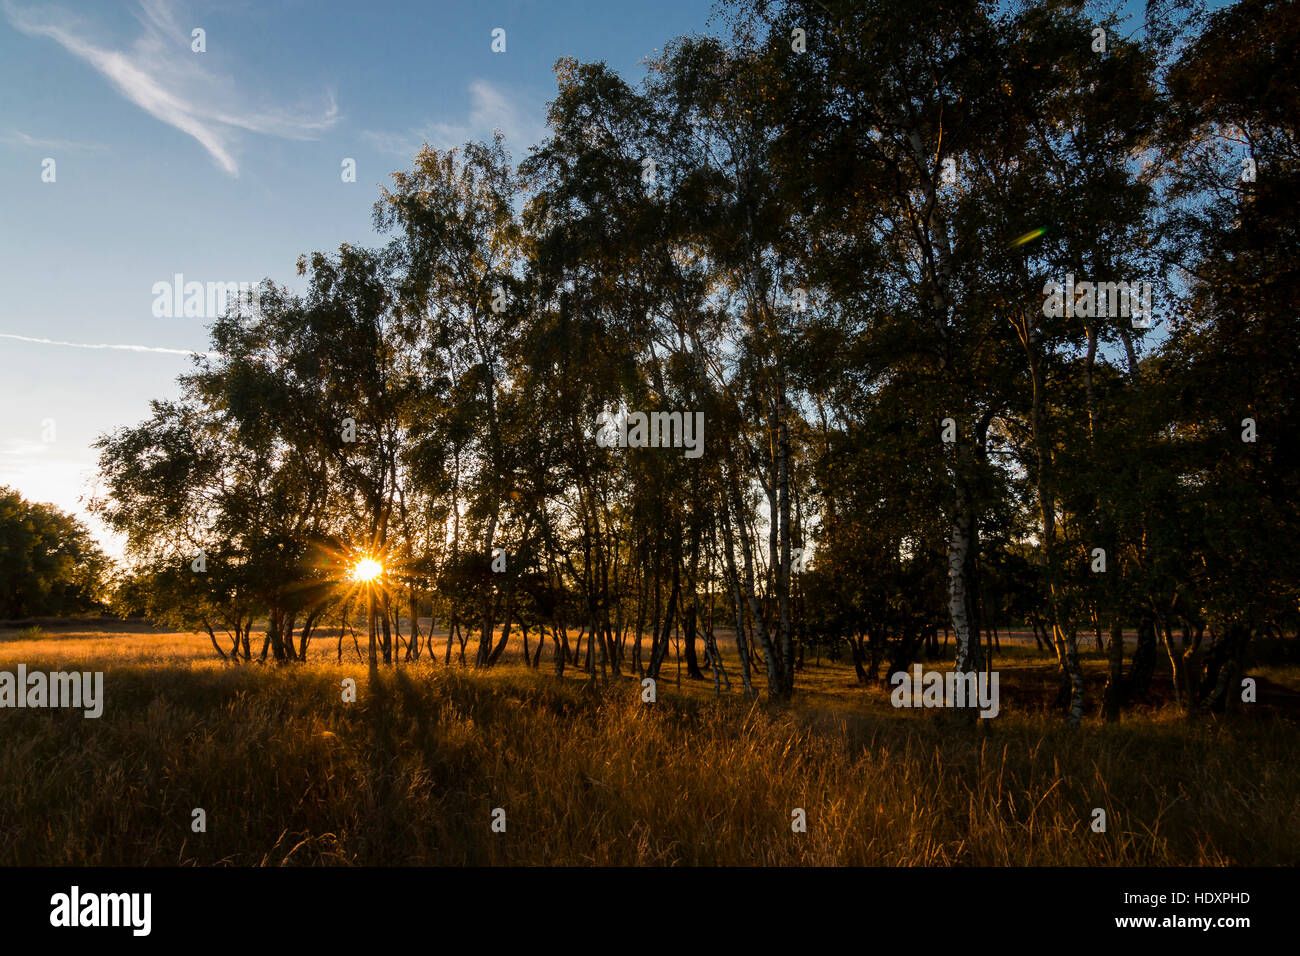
[0,332,213,357]
[3,0,339,176]
[0,438,49,458]
[1,129,108,150]
[363,79,546,159]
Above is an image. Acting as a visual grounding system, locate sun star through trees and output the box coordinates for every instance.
[350,557,383,583]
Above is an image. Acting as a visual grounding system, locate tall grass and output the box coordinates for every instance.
[0,653,1294,865]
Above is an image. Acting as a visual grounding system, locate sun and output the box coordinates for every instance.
[350,557,384,583]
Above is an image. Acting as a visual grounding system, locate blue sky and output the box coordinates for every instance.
[0,0,720,552]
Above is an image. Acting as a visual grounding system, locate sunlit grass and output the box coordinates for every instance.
[0,624,1295,865]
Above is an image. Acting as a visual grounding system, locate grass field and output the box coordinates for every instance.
[1,620,1297,866]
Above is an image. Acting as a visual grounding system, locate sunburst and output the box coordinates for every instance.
[350,556,384,583]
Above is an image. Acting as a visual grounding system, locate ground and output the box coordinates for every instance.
[0,619,1296,865]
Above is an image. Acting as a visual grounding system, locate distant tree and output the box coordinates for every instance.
[0,486,109,618]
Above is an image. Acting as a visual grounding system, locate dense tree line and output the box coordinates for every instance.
[0,487,108,618]
[91,0,1297,720]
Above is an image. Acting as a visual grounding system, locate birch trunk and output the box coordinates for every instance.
[728,465,780,697]
[719,502,757,699]
[776,369,794,698]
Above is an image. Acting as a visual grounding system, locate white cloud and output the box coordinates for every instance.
[363,79,546,160]
[0,438,49,459]
[0,333,213,357]
[1,129,108,150]
[4,0,339,176]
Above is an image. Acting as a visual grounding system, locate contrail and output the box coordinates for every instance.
[0,333,215,358]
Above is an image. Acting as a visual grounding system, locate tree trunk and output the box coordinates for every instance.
[407,590,421,661]
[551,621,565,678]
[1020,310,1083,725]
[947,481,980,677]
[1199,622,1249,713]
[728,465,780,697]
[648,553,679,680]
[1103,617,1124,722]
[775,369,794,698]
[719,503,757,699]
[682,599,703,680]
[486,580,516,667]
[203,622,228,661]
[1160,617,1185,711]
[1126,615,1157,700]
[849,633,868,684]
[367,587,378,677]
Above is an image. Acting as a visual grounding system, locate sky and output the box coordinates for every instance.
[0,0,722,555]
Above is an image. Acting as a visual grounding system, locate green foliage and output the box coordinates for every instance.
[0,486,109,618]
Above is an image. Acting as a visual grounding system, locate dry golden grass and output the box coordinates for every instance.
[0,623,1296,865]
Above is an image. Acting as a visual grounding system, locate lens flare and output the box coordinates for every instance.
[1009,227,1047,249]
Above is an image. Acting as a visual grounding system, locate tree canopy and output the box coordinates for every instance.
[90,0,1298,721]
[0,487,108,618]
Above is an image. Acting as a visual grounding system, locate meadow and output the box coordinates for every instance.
[0,620,1296,866]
